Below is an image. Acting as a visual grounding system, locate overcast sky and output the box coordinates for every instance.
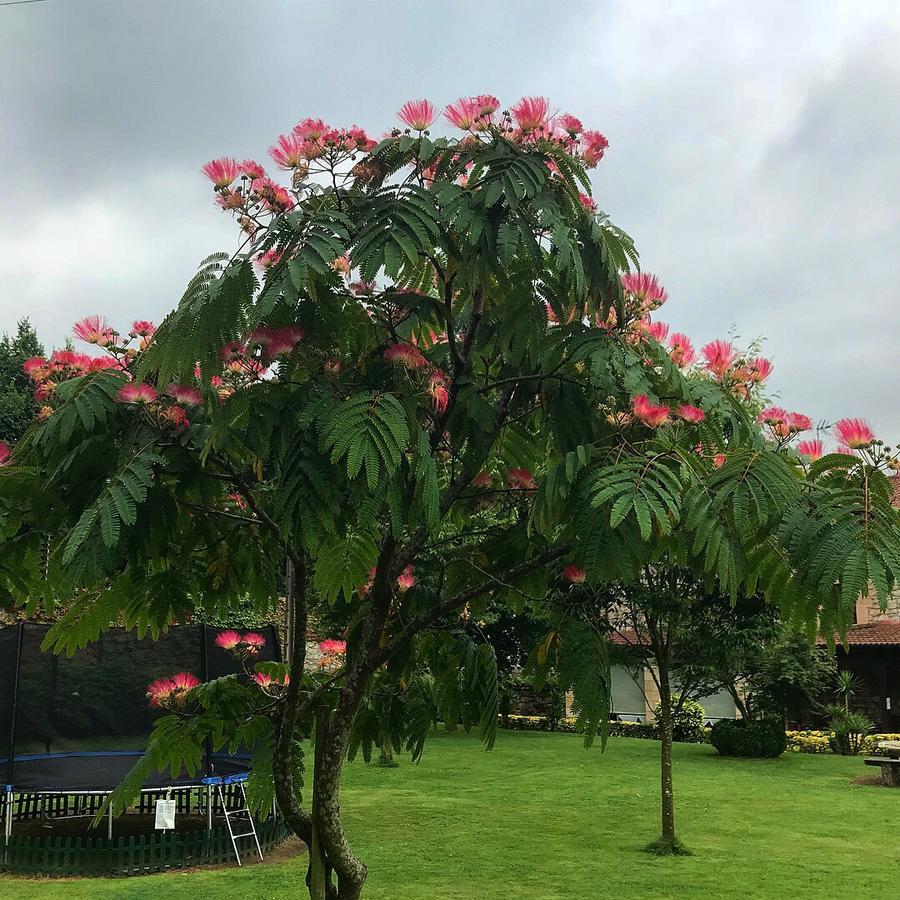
[2,0,898,440]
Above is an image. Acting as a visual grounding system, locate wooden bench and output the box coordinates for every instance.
[864,756,900,786]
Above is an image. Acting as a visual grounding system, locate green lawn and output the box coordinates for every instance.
[3,730,896,899]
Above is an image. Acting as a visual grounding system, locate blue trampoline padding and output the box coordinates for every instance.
[2,751,251,792]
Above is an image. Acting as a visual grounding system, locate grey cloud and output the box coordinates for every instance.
[1,0,898,440]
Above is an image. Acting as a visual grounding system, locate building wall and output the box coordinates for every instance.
[856,590,900,624]
[608,664,739,722]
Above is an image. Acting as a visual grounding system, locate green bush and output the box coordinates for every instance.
[827,709,874,756]
[500,715,708,743]
[652,698,706,743]
[710,718,787,758]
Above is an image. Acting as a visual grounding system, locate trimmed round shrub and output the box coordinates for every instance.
[710,718,787,758]
[652,698,706,743]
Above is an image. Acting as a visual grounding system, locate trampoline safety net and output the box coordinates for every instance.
[0,623,279,791]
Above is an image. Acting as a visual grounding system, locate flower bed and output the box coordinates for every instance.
[785,730,900,754]
[503,716,900,754]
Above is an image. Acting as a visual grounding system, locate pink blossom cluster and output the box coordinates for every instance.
[757,407,813,439]
[146,672,201,708]
[253,670,290,692]
[317,637,347,670]
[202,120,376,234]
[383,342,451,416]
[630,395,706,429]
[394,96,608,169]
[23,317,196,433]
[506,467,537,492]
[357,562,418,599]
[210,323,302,391]
[214,630,267,657]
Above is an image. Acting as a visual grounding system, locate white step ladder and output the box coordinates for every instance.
[218,782,263,866]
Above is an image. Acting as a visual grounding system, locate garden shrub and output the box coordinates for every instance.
[501,715,708,743]
[827,711,874,755]
[652,698,706,743]
[709,718,786,758]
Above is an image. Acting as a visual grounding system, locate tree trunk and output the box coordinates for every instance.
[657,665,677,849]
[309,710,330,900]
[377,738,396,768]
[313,689,368,899]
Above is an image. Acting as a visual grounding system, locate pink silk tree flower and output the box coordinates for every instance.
[444,97,481,130]
[160,405,189,431]
[834,418,874,449]
[73,315,115,346]
[239,159,266,180]
[581,130,609,166]
[293,118,329,141]
[170,672,201,691]
[677,404,705,423]
[646,321,670,343]
[269,133,306,169]
[398,99,436,131]
[243,632,267,650]
[511,96,550,131]
[557,114,583,136]
[701,339,736,378]
[506,468,538,492]
[632,395,671,427]
[578,192,597,213]
[166,384,202,406]
[786,412,812,433]
[214,630,242,650]
[129,320,156,338]
[749,357,773,382]
[201,158,240,188]
[757,406,787,425]
[384,343,429,370]
[116,383,158,405]
[428,370,450,414]
[264,326,303,357]
[0,442,12,467]
[796,440,824,461]
[621,273,668,309]
[319,639,347,655]
[564,564,586,584]
[396,565,416,593]
[668,333,696,367]
[146,677,175,708]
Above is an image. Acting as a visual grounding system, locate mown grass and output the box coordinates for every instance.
[4,730,896,899]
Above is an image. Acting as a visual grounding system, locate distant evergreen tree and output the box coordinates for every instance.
[0,319,43,444]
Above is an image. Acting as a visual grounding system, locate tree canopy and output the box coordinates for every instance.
[2,94,899,898]
[0,318,44,446]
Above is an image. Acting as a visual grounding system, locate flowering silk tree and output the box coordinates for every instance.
[2,94,900,898]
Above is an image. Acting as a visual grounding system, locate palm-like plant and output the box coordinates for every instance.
[835,669,862,712]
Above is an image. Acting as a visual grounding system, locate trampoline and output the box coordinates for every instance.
[0,623,286,873]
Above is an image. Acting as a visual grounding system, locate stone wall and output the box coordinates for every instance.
[856,590,900,623]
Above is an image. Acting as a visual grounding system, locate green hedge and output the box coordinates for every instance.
[501,715,706,743]
[502,717,900,755]
[709,718,786,758]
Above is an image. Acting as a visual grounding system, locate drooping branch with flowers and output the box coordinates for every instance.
[2,93,900,898]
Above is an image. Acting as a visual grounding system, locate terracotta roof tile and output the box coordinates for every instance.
[818,621,900,646]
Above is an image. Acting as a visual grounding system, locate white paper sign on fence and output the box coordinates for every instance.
[155,798,176,830]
